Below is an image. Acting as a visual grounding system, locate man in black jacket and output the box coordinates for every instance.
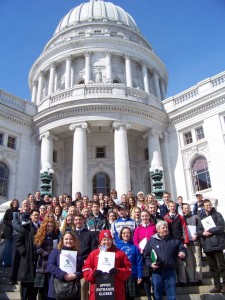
[143,220,186,300]
[197,199,225,293]
[73,213,98,300]
[17,209,40,300]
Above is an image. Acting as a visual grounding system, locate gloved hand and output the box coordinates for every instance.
[109,268,119,276]
[93,270,103,278]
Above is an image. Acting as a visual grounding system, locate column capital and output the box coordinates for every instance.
[39,70,45,77]
[125,54,132,60]
[105,50,112,57]
[112,121,131,130]
[143,128,163,139]
[39,131,58,141]
[66,54,72,61]
[49,61,57,68]
[33,80,38,87]
[69,122,88,131]
[84,50,92,57]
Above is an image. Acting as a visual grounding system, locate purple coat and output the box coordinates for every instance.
[47,248,82,298]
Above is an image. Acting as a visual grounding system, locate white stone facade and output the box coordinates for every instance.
[0,0,225,213]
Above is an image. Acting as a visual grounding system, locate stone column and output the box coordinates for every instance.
[69,122,88,197]
[39,131,55,170]
[125,54,132,87]
[146,129,163,169]
[36,71,44,104]
[84,51,92,84]
[105,50,112,83]
[160,79,166,100]
[153,70,161,99]
[30,136,41,193]
[113,122,131,197]
[31,81,38,104]
[65,55,72,89]
[142,63,150,94]
[48,62,56,95]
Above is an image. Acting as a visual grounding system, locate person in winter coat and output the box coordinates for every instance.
[47,231,82,299]
[82,230,132,300]
[133,210,156,300]
[196,199,225,293]
[143,221,187,300]
[34,218,58,300]
[2,199,19,267]
[182,203,202,285]
[116,227,143,300]
[17,209,40,300]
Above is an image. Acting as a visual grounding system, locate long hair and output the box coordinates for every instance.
[60,214,75,235]
[57,231,80,253]
[10,199,19,209]
[34,218,56,246]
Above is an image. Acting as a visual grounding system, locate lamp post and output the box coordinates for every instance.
[40,164,54,197]
[150,167,164,200]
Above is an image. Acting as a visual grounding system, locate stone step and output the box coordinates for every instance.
[135,295,225,300]
[0,292,20,300]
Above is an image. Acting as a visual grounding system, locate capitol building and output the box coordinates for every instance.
[0,0,225,211]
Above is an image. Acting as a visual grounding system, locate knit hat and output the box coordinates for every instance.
[99,230,113,242]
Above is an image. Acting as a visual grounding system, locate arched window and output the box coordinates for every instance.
[78,80,85,84]
[93,173,110,196]
[0,162,9,196]
[192,156,211,192]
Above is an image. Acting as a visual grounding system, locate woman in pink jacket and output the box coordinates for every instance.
[133,210,156,300]
[82,230,132,300]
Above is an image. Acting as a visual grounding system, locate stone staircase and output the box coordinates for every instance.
[0,262,225,299]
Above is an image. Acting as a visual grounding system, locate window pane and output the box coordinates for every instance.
[195,127,205,140]
[7,136,16,149]
[184,131,193,145]
[96,147,106,158]
[0,133,3,145]
[0,162,9,196]
[93,173,110,196]
[192,156,211,192]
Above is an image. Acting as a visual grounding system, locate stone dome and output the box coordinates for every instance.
[54,0,139,35]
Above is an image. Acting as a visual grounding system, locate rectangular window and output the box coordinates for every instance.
[96,147,106,158]
[53,150,57,163]
[184,131,193,145]
[7,136,16,149]
[144,148,149,160]
[195,127,205,140]
[0,133,3,145]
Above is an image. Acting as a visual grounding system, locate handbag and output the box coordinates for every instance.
[53,277,80,300]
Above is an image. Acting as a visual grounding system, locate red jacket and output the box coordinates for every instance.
[164,213,189,244]
[82,245,132,300]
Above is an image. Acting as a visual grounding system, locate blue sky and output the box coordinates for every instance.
[0,0,225,100]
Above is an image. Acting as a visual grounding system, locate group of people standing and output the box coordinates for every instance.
[1,189,225,300]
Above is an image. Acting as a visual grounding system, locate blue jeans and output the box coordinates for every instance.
[152,269,176,300]
[2,238,12,266]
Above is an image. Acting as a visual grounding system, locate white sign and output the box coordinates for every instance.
[139,237,147,250]
[201,216,216,231]
[97,252,115,273]
[59,250,77,273]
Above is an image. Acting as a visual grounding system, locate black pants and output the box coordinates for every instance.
[206,250,225,287]
[10,236,20,282]
[20,282,38,300]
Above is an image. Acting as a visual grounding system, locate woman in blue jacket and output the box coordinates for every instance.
[47,231,82,299]
[116,226,143,300]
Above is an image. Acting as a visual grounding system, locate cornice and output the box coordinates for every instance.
[29,36,168,88]
[0,110,33,129]
[168,95,225,125]
[33,101,168,131]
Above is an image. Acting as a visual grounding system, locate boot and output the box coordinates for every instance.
[209,284,222,293]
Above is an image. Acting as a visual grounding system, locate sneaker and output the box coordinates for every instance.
[209,286,222,293]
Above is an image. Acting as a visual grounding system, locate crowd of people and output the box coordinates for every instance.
[1,189,225,300]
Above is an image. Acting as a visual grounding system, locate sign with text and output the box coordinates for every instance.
[96,273,115,300]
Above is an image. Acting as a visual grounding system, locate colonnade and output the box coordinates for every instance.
[31,51,166,104]
[39,124,163,197]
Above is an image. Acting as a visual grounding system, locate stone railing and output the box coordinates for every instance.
[0,90,36,116]
[163,71,225,112]
[39,84,150,110]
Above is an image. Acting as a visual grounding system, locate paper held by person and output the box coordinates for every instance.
[97,251,115,273]
[201,216,216,231]
[59,250,77,273]
[139,237,147,251]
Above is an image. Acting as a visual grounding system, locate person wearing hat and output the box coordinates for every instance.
[82,230,132,300]
[192,192,205,217]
